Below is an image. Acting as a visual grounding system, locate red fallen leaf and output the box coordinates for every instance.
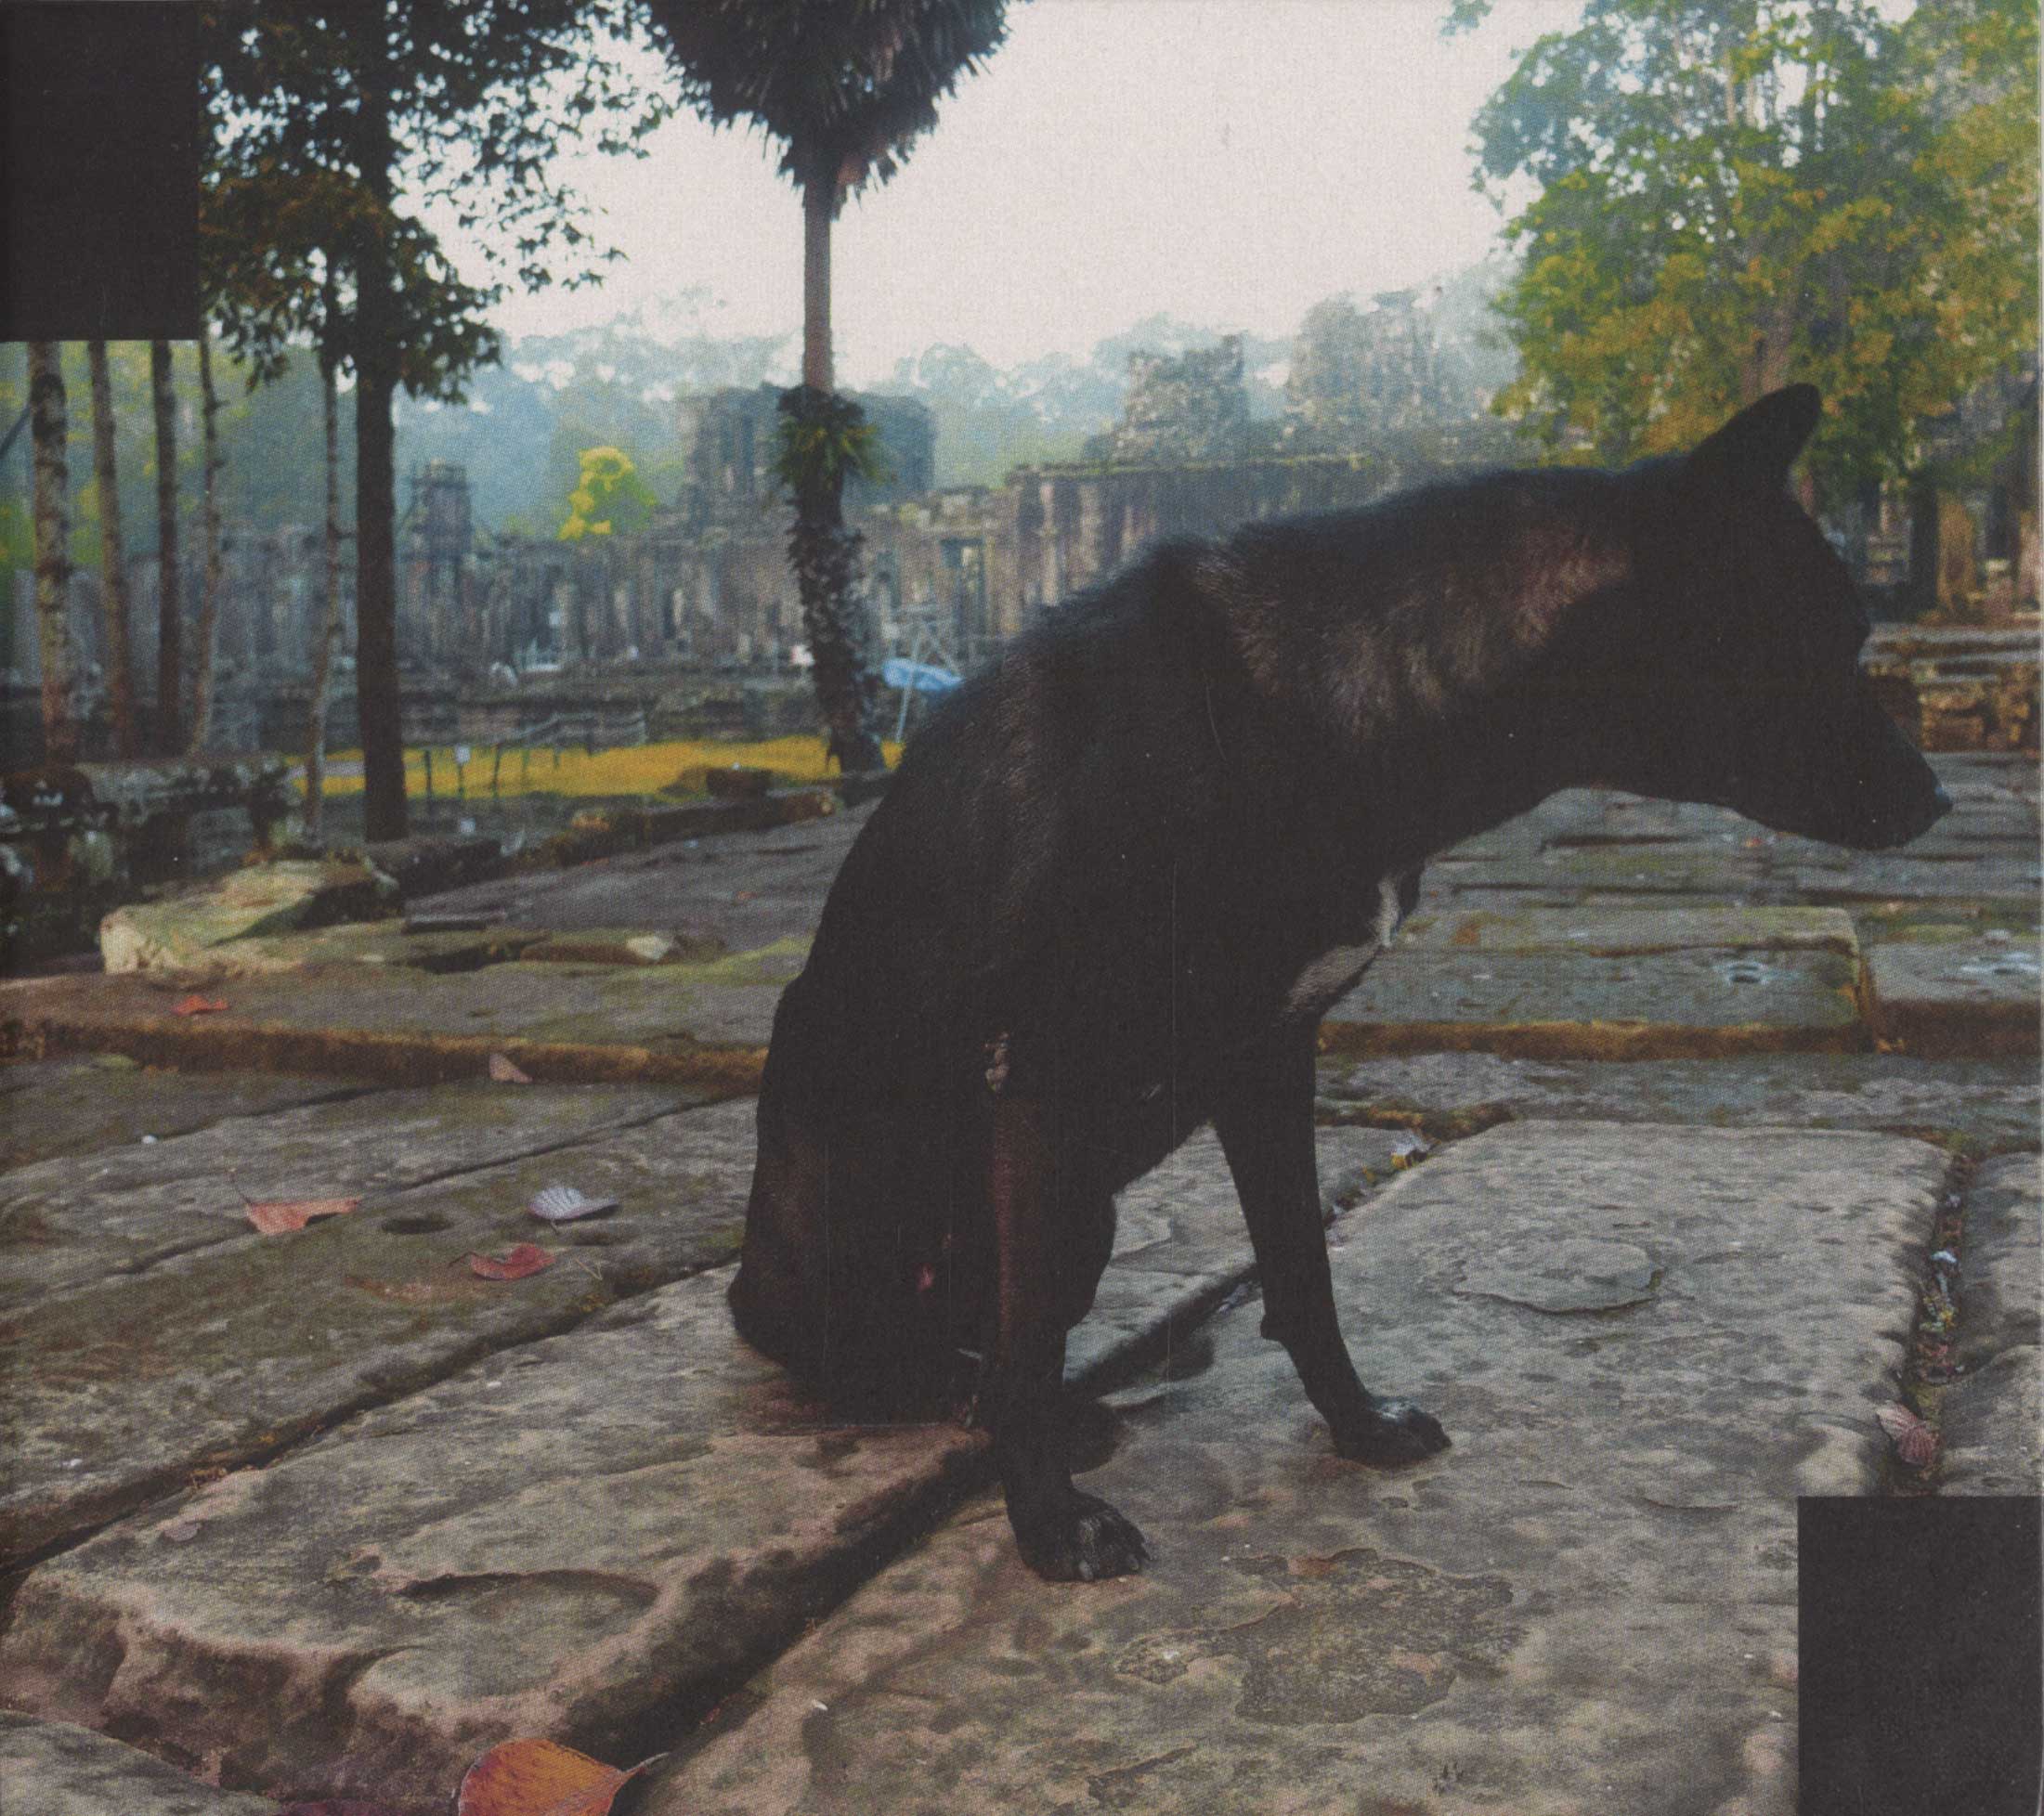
[245,1196,360,1236]
[1876,1403,1939,1467]
[462,1243,554,1281]
[456,1738,663,1816]
[489,1052,533,1083]
[173,993,229,1017]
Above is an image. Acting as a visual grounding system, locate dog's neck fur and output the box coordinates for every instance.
[1208,472,1638,870]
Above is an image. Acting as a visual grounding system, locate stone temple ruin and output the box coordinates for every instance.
[4,313,2035,764]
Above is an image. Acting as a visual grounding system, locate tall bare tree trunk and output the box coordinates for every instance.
[27,343,79,766]
[150,339,183,755]
[306,354,345,845]
[353,18,407,841]
[189,334,227,750]
[86,341,138,758]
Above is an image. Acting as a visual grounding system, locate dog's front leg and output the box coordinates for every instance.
[1213,1026,1450,1465]
[983,1093,1149,1581]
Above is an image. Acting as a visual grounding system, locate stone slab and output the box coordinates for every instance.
[1864,938,2041,1057]
[1,956,792,1089]
[412,804,875,953]
[0,1058,360,1168]
[1326,946,1863,1058]
[0,1711,277,1816]
[0,1125,1392,1812]
[1322,1052,2043,1151]
[0,1080,693,1313]
[1942,1154,2043,1497]
[1397,904,1859,957]
[0,1096,757,1566]
[646,1122,1952,1816]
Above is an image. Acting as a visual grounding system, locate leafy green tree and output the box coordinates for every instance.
[645,0,1010,771]
[1456,0,2038,502]
[558,445,660,540]
[202,1,669,837]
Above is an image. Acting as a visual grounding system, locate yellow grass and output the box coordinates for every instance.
[308,735,902,801]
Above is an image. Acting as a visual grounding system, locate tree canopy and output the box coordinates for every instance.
[558,445,659,540]
[1457,0,2038,499]
[646,0,1009,202]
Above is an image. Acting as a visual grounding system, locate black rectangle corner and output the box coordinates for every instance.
[1,1,201,344]
[1800,1496,2042,1816]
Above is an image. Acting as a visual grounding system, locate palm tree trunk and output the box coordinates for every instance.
[27,343,79,765]
[189,333,226,750]
[788,175,882,772]
[306,354,345,844]
[86,341,138,758]
[802,178,833,393]
[150,340,183,755]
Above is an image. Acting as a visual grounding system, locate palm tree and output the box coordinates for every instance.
[645,0,1010,771]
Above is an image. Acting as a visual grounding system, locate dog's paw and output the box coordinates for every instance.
[1010,1490,1150,1582]
[1331,1398,1451,1466]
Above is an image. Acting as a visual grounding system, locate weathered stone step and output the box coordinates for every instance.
[0,1057,360,1169]
[1864,935,2041,1057]
[1326,944,1864,1059]
[0,1096,755,1568]
[1,1081,695,1313]
[0,1711,277,1816]
[1322,1050,2041,1151]
[1398,903,1859,955]
[2,956,793,1089]
[643,1122,1953,1816]
[0,1127,1402,1813]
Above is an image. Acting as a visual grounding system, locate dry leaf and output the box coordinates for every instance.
[528,1185,619,1225]
[489,1053,534,1084]
[1875,1403,1938,1467]
[173,993,229,1017]
[456,1737,661,1816]
[245,1197,360,1236]
[463,1244,554,1281]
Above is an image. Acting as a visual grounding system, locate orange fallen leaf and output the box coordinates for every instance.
[244,1197,360,1236]
[489,1053,534,1083]
[462,1244,554,1281]
[456,1738,662,1816]
[173,993,229,1016]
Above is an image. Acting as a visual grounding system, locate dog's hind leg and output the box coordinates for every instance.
[982,1093,1149,1581]
[1213,1026,1450,1466]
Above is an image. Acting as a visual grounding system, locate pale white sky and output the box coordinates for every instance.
[476,0,1573,382]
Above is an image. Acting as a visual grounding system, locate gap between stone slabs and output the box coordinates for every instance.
[645,1122,1955,1816]
[0,1126,1403,1815]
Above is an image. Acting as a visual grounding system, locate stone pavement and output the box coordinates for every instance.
[0,755,2037,1814]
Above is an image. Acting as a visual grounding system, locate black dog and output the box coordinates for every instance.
[729,385,1949,1581]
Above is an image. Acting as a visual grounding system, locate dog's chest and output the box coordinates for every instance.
[1280,873,1414,1019]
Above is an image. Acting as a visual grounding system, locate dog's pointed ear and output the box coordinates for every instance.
[1686,385,1821,491]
